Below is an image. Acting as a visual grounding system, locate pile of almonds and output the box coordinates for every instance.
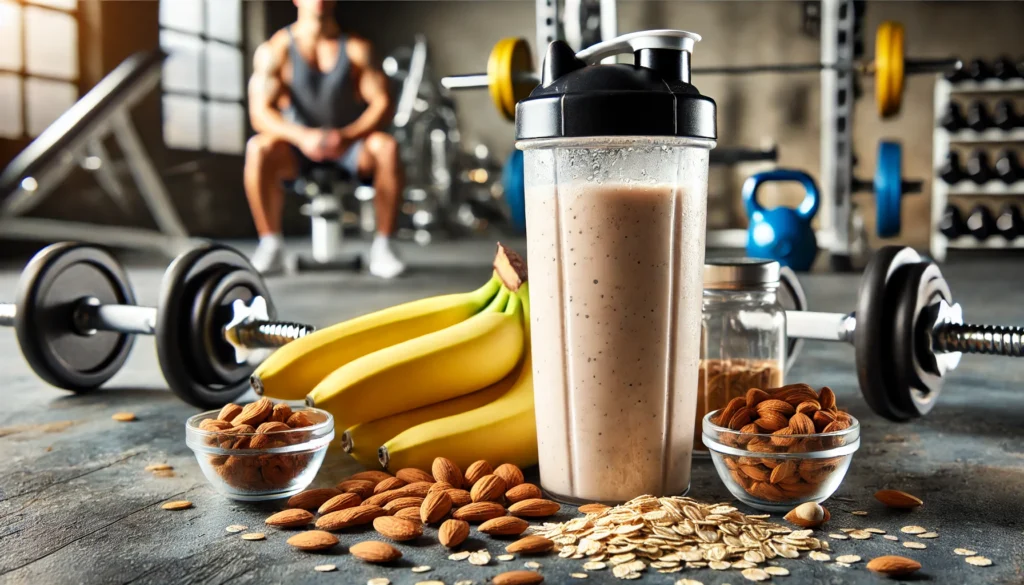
[695,358,783,452]
[711,384,854,503]
[196,397,321,492]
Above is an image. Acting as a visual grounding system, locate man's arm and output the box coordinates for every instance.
[338,37,393,141]
[248,40,310,148]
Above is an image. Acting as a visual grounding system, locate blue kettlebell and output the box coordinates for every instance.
[743,169,820,272]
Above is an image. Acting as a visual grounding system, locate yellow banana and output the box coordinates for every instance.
[307,287,524,432]
[378,284,537,472]
[251,275,501,400]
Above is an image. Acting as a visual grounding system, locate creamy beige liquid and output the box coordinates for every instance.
[526,182,707,502]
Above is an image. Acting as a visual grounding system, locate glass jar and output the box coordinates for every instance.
[694,259,788,452]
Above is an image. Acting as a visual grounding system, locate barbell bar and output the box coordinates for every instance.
[442,21,962,121]
[782,246,1023,422]
[0,241,315,408]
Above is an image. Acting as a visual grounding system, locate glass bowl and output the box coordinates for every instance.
[185,407,334,501]
[702,410,859,512]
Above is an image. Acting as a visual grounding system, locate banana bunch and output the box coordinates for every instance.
[251,243,537,471]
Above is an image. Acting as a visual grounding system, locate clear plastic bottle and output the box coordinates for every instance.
[695,259,787,451]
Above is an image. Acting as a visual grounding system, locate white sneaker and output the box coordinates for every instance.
[251,235,284,275]
[367,235,406,279]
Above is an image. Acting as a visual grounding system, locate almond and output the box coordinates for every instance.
[363,490,408,508]
[875,489,923,509]
[783,501,830,528]
[452,501,507,523]
[745,388,770,408]
[471,474,507,503]
[493,570,544,585]
[447,488,472,508]
[756,399,796,418]
[255,421,290,434]
[287,488,342,511]
[822,420,851,434]
[494,463,524,488]
[269,403,292,423]
[506,483,543,504]
[286,530,338,551]
[318,492,362,515]
[232,397,273,426]
[316,504,386,530]
[421,490,453,524]
[771,427,797,447]
[265,508,314,528]
[578,503,610,514]
[508,498,560,518]
[349,540,402,563]
[347,470,394,486]
[428,481,454,494]
[753,410,789,432]
[373,476,407,494]
[464,460,494,486]
[479,516,530,536]
[395,468,435,484]
[432,457,465,488]
[394,507,423,522]
[781,388,821,406]
[796,400,821,414]
[438,519,470,547]
[285,410,315,428]
[789,412,816,435]
[505,535,554,554]
[728,407,756,430]
[768,460,798,484]
[382,496,424,513]
[372,515,423,541]
[397,481,434,498]
[812,409,836,431]
[818,386,836,410]
[336,479,375,499]
[714,396,746,426]
[199,418,233,432]
[866,555,922,576]
[218,403,243,421]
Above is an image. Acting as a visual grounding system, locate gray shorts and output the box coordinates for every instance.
[291,138,365,178]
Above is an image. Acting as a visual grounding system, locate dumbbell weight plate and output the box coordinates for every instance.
[198,267,271,386]
[186,265,237,386]
[487,38,534,122]
[874,22,905,118]
[855,246,923,422]
[890,262,951,419]
[874,141,903,238]
[156,242,274,408]
[14,243,136,392]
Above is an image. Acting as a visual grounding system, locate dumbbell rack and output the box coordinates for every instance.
[930,77,1024,261]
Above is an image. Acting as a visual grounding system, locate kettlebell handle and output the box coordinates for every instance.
[742,169,820,221]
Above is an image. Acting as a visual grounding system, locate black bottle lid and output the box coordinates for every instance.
[515,30,717,141]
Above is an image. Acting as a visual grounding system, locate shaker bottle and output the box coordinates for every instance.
[516,30,717,502]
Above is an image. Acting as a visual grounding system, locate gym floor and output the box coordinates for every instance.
[1,239,1022,584]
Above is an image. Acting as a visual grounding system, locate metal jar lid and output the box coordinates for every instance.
[703,258,780,290]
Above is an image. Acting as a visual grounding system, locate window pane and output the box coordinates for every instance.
[160,29,202,94]
[25,6,77,79]
[205,100,245,154]
[205,0,241,44]
[163,94,203,150]
[25,77,76,136]
[159,0,202,34]
[28,0,78,10]
[205,42,243,101]
[0,73,23,138]
[0,1,22,71]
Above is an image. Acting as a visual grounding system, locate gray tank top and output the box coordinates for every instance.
[283,27,366,129]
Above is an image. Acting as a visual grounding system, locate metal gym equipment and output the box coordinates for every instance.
[441,22,959,123]
[785,246,1024,421]
[0,242,317,409]
[0,50,195,257]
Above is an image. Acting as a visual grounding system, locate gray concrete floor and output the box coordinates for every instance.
[0,239,1022,584]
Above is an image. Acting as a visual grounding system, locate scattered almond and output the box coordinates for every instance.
[508,498,560,518]
[428,481,455,494]
[480,516,530,536]
[447,489,472,508]
[432,457,465,488]
[318,492,362,515]
[161,500,192,511]
[394,507,424,522]
[398,481,434,498]
[506,483,543,504]
[373,476,407,494]
[452,501,507,523]
[438,519,470,547]
[493,570,544,585]
[286,530,337,551]
[866,555,921,576]
[364,490,409,508]
[348,470,394,486]
[395,468,435,484]
[112,412,136,422]
[783,501,828,528]
[373,515,423,541]
[875,489,923,509]
[350,541,402,563]
[578,503,610,514]
[471,474,507,503]
[421,490,453,524]
[494,463,525,488]
[287,488,342,511]
[506,535,554,554]
[316,504,387,530]
[218,403,243,421]
[464,460,494,486]
[336,479,375,499]
[265,508,314,528]
[383,496,425,514]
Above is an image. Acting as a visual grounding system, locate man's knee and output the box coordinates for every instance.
[366,132,399,163]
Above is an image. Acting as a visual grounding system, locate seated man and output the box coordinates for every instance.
[244,0,405,278]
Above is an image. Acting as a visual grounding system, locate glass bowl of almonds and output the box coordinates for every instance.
[701,384,860,512]
[185,398,334,501]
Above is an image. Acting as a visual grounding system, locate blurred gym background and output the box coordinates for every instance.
[0,0,1022,265]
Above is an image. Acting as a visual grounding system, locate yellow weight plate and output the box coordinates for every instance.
[487,38,516,121]
[889,22,905,117]
[875,21,905,118]
[507,38,534,118]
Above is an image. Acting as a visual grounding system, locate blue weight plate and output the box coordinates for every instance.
[875,141,902,238]
[503,150,526,234]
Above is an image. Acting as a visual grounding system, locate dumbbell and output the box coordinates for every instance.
[938,204,967,239]
[940,102,967,132]
[966,204,996,241]
[0,242,316,408]
[995,149,1022,183]
[967,58,991,82]
[966,100,992,132]
[993,100,1019,131]
[967,150,994,184]
[786,246,1024,421]
[939,151,966,184]
[996,203,1023,240]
